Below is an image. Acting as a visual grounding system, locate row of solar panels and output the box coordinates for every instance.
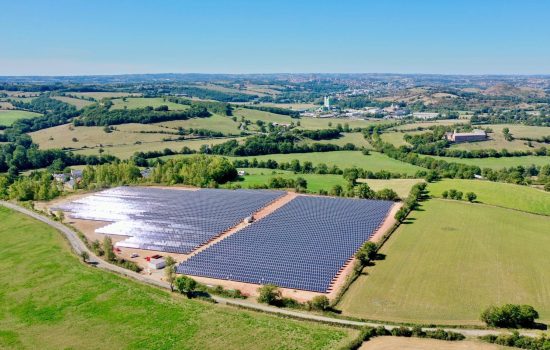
[54,187,284,254]
[177,196,393,292]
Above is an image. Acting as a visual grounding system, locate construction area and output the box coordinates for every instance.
[49,186,398,301]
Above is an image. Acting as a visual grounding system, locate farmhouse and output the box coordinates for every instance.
[445,129,487,143]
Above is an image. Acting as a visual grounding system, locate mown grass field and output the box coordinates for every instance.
[379,130,428,147]
[428,179,550,216]
[390,119,466,131]
[0,206,357,350]
[30,123,177,149]
[156,114,241,135]
[338,199,550,325]
[357,178,423,198]
[52,96,94,109]
[302,132,371,148]
[449,131,545,151]
[111,97,190,110]
[0,110,42,126]
[225,168,347,193]
[485,124,550,139]
[226,151,423,175]
[426,155,550,170]
[75,137,244,159]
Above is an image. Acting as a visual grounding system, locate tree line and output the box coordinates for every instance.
[74,100,210,126]
[207,133,347,157]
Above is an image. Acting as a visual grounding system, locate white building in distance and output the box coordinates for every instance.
[413,112,440,120]
[323,96,331,109]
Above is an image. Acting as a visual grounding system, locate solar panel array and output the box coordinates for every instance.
[177,196,394,292]
[53,187,284,254]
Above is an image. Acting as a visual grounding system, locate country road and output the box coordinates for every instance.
[0,200,543,339]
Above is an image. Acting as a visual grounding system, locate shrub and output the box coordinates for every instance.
[257,284,282,305]
[481,304,539,328]
[375,188,399,201]
[480,332,550,349]
[442,190,448,198]
[466,192,477,202]
[175,275,198,298]
[309,295,330,311]
[391,326,412,337]
[355,241,378,265]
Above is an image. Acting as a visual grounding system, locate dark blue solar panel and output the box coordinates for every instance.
[53,187,284,254]
[177,196,394,293]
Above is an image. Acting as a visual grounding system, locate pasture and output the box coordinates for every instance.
[52,96,94,109]
[0,206,356,350]
[426,155,550,170]
[302,132,371,148]
[449,131,545,151]
[30,123,176,150]
[484,124,550,139]
[75,137,244,159]
[389,119,466,131]
[338,199,550,325]
[379,131,426,147]
[156,114,241,135]
[428,179,550,216]
[0,110,42,126]
[70,92,142,100]
[111,97,190,110]
[225,168,347,193]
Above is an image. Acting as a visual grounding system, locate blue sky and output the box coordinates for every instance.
[1,0,549,75]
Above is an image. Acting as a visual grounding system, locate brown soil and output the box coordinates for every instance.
[369,203,401,243]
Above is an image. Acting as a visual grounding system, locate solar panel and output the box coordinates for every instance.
[53,187,284,254]
[177,196,394,293]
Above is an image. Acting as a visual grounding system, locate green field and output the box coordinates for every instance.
[338,199,550,325]
[484,124,550,139]
[111,97,190,110]
[358,178,424,198]
[70,92,142,100]
[227,151,423,175]
[428,179,550,215]
[449,131,545,152]
[426,155,550,170]
[52,96,94,109]
[302,132,372,148]
[75,137,244,159]
[30,123,175,149]
[390,120,466,131]
[0,110,42,126]
[225,168,347,193]
[156,114,241,135]
[0,206,356,349]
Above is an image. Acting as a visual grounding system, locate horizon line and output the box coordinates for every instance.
[1,72,550,78]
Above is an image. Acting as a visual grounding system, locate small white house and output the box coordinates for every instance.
[147,258,166,270]
[237,170,246,176]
